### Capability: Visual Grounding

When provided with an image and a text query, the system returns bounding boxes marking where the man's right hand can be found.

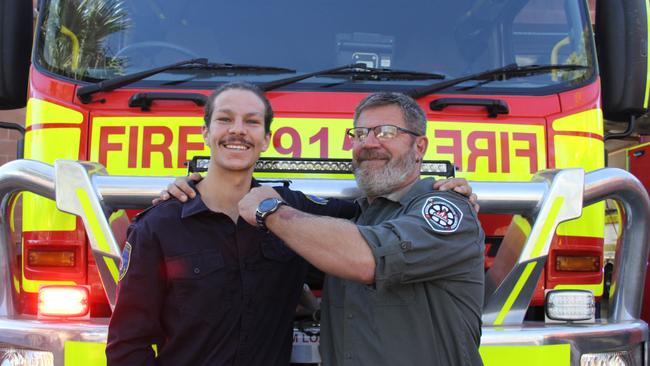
[152,172,202,205]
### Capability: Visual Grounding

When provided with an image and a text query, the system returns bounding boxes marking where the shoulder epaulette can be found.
[132,204,157,223]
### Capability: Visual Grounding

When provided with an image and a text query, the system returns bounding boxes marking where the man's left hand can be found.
[239,186,282,226]
[433,178,479,212]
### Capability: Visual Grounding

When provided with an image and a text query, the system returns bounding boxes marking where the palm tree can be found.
[41,0,130,80]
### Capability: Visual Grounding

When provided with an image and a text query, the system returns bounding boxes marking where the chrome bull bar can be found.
[0,159,648,365]
[0,159,649,320]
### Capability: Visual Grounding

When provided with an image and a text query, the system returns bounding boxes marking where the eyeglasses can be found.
[346,124,421,142]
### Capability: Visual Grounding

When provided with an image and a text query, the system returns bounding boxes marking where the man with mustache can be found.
[106,82,360,365]
[238,92,485,366]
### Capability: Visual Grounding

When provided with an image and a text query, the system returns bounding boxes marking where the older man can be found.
[238,92,485,366]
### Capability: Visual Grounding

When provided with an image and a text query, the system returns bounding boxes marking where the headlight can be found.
[0,346,53,366]
[545,289,595,322]
[580,344,643,366]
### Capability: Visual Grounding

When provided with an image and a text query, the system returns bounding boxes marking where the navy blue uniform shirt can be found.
[106,181,356,366]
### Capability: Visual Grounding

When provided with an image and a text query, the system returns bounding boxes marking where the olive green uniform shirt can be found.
[320,178,485,366]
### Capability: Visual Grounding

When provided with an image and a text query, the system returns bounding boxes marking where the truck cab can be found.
[0,0,649,364]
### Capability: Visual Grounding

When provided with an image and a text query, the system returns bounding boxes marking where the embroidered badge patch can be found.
[306,194,329,205]
[422,196,463,233]
[118,242,132,281]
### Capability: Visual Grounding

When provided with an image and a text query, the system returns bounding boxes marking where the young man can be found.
[238,92,485,366]
[106,82,356,366]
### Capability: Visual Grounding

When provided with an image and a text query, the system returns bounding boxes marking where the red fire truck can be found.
[1,0,649,364]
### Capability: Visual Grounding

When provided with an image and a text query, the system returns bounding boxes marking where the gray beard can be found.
[353,148,418,198]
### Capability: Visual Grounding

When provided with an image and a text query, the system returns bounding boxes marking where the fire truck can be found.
[1,0,649,364]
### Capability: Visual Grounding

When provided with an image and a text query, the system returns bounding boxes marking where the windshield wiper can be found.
[176,62,295,74]
[406,64,589,99]
[77,58,296,103]
[261,64,365,92]
[78,58,207,103]
[328,67,446,81]
[261,64,445,92]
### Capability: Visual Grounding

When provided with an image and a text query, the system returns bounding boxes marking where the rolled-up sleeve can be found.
[357,191,484,288]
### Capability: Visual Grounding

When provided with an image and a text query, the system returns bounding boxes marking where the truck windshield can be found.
[36,0,595,94]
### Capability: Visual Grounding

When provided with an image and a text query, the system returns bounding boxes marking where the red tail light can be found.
[38,285,89,318]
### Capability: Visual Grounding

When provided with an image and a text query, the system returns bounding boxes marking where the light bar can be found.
[545,290,595,321]
[256,159,352,174]
[38,285,89,318]
[188,156,454,177]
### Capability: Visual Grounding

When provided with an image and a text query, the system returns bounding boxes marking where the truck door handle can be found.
[430,98,509,118]
[129,92,207,111]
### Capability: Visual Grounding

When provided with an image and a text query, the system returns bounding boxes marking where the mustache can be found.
[220,136,254,147]
[355,149,391,162]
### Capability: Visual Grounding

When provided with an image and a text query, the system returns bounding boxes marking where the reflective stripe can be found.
[552,109,603,135]
[22,195,77,232]
[480,344,570,366]
[76,189,120,282]
[8,192,20,232]
[492,197,566,325]
[532,197,564,257]
[494,262,537,325]
[552,109,605,239]
[511,215,532,236]
[108,210,128,224]
[12,275,20,295]
[89,115,548,182]
[62,341,157,365]
[25,98,84,128]
[22,278,76,293]
[23,98,82,233]
[555,278,604,297]
[64,341,106,366]
[556,203,604,238]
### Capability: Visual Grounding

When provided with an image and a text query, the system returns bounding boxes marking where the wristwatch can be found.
[255,197,286,231]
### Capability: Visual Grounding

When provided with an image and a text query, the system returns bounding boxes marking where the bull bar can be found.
[0,159,648,365]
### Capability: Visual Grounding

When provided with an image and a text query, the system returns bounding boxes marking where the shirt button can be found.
[347,313,353,319]
[193,267,200,274]
[345,352,353,359]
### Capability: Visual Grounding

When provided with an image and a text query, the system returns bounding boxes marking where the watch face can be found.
[259,198,279,212]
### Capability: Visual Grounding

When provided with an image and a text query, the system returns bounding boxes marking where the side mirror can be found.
[596,0,649,122]
[0,0,33,109]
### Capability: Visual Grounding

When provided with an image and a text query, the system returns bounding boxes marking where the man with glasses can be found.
[239,92,485,365]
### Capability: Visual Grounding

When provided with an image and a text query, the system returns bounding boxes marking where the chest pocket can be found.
[165,250,230,321]
[166,250,225,279]
[260,234,296,263]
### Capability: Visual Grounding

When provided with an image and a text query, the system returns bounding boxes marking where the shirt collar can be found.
[180,180,210,218]
[355,177,436,209]
[180,178,262,218]
[398,177,437,205]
